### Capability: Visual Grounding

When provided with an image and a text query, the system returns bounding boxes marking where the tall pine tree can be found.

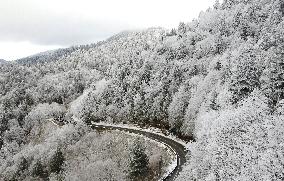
[262,47,284,108]
[129,139,149,181]
[49,148,65,174]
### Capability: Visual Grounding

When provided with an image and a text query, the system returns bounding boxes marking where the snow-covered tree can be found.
[129,139,149,181]
[229,45,262,103]
[261,47,284,108]
[49,148,65,174]
[168,85,188,134]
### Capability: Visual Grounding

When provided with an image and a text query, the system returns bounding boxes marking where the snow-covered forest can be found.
[1,0,284,180]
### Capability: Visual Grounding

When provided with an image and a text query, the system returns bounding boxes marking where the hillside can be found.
[1,0,284,180]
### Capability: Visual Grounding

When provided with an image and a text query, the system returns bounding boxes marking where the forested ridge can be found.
[1,0,284,180]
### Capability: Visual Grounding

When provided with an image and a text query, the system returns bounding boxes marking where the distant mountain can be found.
[15,44,98,65]
[15,47,78,65]
[14,30,155,65]
[0,59,7,64]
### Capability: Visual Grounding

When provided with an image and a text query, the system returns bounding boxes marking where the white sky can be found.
[0,0,216,61]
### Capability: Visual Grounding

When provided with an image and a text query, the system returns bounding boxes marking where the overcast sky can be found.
[0,0,216,61]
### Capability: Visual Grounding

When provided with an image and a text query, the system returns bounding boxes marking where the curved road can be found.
[90,124,188,181]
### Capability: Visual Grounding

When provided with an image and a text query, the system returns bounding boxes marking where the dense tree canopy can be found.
[0,0,283,180]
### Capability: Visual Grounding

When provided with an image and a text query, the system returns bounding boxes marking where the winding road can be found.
[90,124,188,181]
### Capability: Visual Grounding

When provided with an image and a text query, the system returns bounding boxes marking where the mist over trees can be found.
[0,0,284,180]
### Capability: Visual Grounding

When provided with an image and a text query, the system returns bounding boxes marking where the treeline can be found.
[15,43,101,65]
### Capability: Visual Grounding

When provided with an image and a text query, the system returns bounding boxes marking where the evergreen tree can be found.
[32,161,48,179]
[209,91,219,110]
[281,1,284,16]
[262,47,284,108]
[18,157,29,173]
[229,46,262,103]
[168,85,188,135]
[178,22,187,38]
[49,148,65,174]
[129,139,149,181]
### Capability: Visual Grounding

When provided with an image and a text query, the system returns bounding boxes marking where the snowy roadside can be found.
[72,116,188,180]
[88,120,189,148]
[157,141,178,181]
[110,129,177,181]
[52,116,189,149]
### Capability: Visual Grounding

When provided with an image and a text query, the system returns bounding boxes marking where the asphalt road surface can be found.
[90,124,188,181]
